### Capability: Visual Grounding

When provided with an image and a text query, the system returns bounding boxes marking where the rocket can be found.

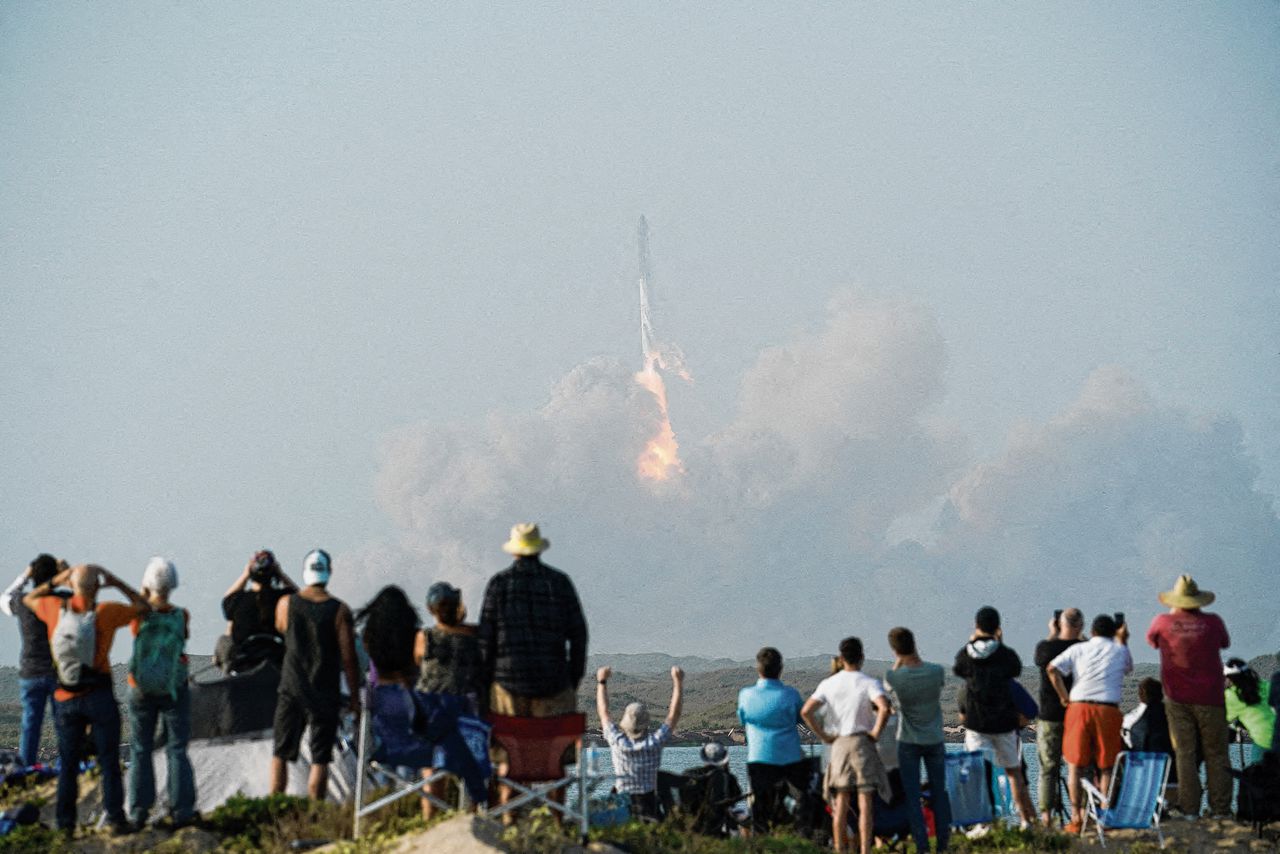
[638,215,657,362]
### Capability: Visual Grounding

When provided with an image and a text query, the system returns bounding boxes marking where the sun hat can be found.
[619,702,650,740]
[426,581,461,609]
[502,522,550,556]
[302,549,332,587]
[1158,574,1214,609]
[142,556,178,592]
[701,742,729,767]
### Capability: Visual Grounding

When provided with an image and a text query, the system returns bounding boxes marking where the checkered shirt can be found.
[603,721,672,794]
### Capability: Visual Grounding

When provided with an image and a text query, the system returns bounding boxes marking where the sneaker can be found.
[1167,806,1198,822]
[964,823,990,839]
[1063,820,1082,834]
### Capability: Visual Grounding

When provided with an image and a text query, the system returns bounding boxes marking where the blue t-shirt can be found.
[737,678,804,765]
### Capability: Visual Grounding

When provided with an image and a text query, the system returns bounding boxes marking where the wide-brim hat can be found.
[700,742,729,767]
[502,522,550,556]
[620,702,650,740]
[1158,574,1214,609]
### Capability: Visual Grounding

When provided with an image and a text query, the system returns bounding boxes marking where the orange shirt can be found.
[33,594,141,702]
[126,605,190,689]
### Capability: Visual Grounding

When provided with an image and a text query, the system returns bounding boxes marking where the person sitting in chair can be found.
[357,585,487,811]
[677,742,746,837]
[596,664,684,820]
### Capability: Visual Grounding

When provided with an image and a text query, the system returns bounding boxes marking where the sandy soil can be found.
[1067,815,1278,853]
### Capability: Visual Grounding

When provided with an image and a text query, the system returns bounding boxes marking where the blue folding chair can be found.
[944,751,993,828]
[1080,751,1170,848]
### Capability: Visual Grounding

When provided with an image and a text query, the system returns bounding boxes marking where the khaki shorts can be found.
[825,734,891,801]
[488,683,577,767]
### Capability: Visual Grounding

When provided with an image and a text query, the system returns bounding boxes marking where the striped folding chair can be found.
[1080,750,1171,848]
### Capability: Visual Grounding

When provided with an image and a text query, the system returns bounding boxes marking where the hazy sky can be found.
[3,3,1278,666]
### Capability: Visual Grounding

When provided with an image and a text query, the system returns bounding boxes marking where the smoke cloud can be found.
[343,292,1280,661]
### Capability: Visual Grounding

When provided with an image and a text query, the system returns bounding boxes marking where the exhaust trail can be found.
[634,216,690,481]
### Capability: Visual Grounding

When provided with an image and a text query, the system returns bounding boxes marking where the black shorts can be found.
[272,693,339,764]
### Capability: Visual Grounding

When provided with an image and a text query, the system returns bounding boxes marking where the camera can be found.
[1113,611,1125,628]
[250,550,276,582]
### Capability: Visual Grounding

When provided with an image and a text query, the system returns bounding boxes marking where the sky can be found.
[2,2,1278,667]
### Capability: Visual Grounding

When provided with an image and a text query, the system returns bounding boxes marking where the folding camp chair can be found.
[485,713,612,842]
[352,685,491,838]
[944,751,993,828]
[989,764,1018,823]
[1080,750,1170,848]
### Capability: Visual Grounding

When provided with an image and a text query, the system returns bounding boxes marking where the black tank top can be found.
[280,595,342,706]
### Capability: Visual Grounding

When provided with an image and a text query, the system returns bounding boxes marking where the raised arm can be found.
[275,567,300,593]
[223,560,253,599]
[595,666,613,727]
[22,566,73,612]
[336,603,361,713]
[666,666,684,729]
[100,567,150,614]
[2,567,30,617]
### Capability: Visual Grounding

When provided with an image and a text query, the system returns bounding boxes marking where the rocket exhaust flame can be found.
[634,216,689,481]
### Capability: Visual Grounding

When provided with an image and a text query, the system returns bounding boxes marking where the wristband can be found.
[598,680,608,686]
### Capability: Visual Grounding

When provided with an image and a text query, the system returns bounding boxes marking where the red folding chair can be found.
[485,712,611,840]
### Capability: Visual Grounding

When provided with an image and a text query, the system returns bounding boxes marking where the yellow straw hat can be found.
[502,522,550,556]
[1158,574,1215,609]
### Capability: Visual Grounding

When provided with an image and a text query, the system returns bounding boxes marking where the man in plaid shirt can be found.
[479,523,589,814]
[596,664,685,819]
[479,523,588,709]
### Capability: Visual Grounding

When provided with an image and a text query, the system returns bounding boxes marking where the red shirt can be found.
[33,595,141,702]
[1146,610,1230,706]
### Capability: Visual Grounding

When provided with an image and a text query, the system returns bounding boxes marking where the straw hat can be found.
[1158,574,1215,609]
[502,522,550,556]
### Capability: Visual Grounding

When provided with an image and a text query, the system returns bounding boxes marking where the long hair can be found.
[1225,658,1262,707]
[357,585,421,678]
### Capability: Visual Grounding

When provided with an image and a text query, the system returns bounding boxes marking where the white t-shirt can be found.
[809,669,886,737]
[1048,636,1133,703]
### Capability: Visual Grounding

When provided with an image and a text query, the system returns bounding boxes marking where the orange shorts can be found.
[1063,702,1123,769]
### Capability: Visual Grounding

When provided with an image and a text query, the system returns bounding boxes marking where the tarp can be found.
[189,660,282,741]
[138,662,356,818]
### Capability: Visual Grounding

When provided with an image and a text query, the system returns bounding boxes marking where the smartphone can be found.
[1053,609,1063,624]
[1113,611,1125,627]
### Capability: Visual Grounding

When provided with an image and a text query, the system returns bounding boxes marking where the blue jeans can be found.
[898,740,951,852]
[18,675,57,766]
[54,689,125,830]
[127,685,196,824]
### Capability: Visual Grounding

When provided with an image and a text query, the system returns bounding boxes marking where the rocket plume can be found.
[636,354,683,480]
[634,216,688,481]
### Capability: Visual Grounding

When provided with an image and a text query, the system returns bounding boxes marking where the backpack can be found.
[130,609,186,699]
[1236,752,1280,831]
[51,601,97,689]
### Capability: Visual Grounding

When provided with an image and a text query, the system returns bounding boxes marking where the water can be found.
[584,739,1251,803]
